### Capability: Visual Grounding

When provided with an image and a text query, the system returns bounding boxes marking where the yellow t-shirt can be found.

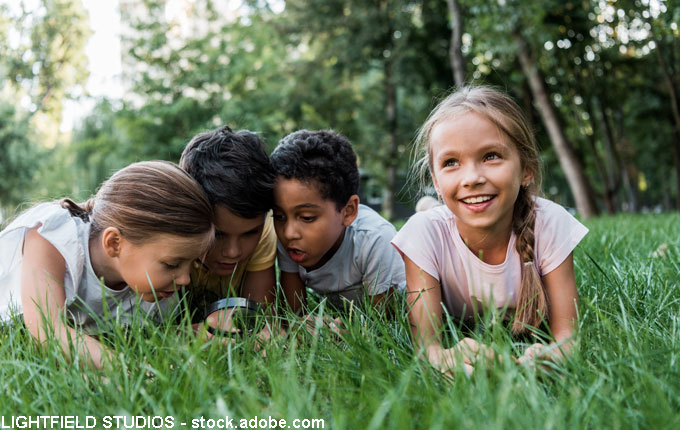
[185,213,276,318]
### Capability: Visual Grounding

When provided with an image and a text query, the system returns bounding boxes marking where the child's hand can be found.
[301,314,345,336]
[426,343,473,377]
[192,308,240,343]
[517,342,547,365]
[252,324,288,357]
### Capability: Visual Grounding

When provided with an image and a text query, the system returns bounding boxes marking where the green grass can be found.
[1,213,679,429]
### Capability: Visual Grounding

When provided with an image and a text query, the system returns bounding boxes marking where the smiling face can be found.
[201,205,265,276]
[272,177,357,271]
[429,111,532,241]
[117,233,208,302]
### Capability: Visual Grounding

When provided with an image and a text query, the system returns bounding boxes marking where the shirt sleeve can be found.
[358,226,406,296]
[535,199,589,276]
[245,212,276,272]
[390,211,442,282]
[276,240,299,273]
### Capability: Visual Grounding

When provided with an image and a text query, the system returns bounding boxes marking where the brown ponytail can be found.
[59,198,95,222]
[60,161,214,247]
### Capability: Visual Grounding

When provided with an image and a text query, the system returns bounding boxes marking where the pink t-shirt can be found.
[391,197,588,319]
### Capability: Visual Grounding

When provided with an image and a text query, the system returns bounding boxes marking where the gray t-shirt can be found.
[277,204,406,308]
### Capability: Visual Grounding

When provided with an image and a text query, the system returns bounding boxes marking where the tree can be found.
[461,0,600,218]
[447,0,466,86]
[280,0,450,219]
[0,102,39,218]
[0,0,90,145]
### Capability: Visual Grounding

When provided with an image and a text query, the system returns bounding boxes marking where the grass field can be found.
[1,213,679,429]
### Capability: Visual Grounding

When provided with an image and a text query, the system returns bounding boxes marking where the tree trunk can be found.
[512,31,599,219]
[446,0,465,86]
[381,33,398,220]
[611,108,637,212]
[584,99,615,214]
[655,42,680,211]
[594,96,625,212]
[673,128,680,211]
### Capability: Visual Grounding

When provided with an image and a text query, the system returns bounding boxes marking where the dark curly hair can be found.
[180,125,275,218]
[270,130,359,211]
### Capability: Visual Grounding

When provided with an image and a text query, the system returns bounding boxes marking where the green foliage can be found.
[3,0,680,214]
[0,0,89,120]
[0,101,39,214]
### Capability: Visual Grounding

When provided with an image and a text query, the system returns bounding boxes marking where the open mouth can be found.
[157,290,175,298]
[460,195,495,204]
[287,248,307,264]
[216,262,237,271]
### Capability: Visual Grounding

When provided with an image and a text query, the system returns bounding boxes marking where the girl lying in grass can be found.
[0,161,214,368]
[392,86,588,375]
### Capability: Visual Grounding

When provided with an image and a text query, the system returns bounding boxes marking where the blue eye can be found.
[485,152,501,161]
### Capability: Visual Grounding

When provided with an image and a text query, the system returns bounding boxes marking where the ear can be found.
[521,168,534,188]
[431,173,441,198]
[341,195,360,227]
[101,227,124,257]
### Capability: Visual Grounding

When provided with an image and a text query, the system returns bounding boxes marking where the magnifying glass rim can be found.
[204,297,263,337]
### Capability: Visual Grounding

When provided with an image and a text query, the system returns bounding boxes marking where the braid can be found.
[511,187,548,334]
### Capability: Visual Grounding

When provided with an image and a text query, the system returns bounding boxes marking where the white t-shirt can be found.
[391,197,588,319]
[277,204,406,308]
[0,203,179,333]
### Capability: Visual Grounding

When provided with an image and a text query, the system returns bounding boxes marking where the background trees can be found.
[1,0,677,221]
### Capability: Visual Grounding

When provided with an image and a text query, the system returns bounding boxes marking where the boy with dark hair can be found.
[180,125,277,328]
[270,129,406,313]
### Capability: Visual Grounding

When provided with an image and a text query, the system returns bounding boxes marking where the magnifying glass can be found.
[203,297,263,337]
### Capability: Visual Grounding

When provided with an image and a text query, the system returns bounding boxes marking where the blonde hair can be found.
[60,161,214,247]
[413,86,545,334]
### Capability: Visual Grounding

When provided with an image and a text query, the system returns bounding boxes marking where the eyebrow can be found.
[293,203,321,210]
[437,141,509,160]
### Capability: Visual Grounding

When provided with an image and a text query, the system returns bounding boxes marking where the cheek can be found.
[242,236,260,257]
[203,241,223,263]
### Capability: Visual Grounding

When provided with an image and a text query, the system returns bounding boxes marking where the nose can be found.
[174,267,191,287]
[220,237,241,259]
[460,162,486,188]
[282,220,301,241]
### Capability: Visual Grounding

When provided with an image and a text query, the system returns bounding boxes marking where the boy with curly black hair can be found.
[180,125,277,329]
[270,129,405,313]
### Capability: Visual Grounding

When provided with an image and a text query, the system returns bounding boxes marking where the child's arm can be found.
[21,228,112,368]
[280,271,306,314]
[403,255,448,363]
[519,252,579,364]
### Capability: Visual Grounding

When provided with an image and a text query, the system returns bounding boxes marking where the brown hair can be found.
[413,86,545,334]
[60,161,214,248]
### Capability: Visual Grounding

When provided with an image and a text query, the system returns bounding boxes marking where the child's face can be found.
[117,233,208,302]
[429,111,531,239]
[202,205,266,276]
[273,178,356,271]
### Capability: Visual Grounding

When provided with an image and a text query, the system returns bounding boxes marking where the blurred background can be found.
[0,0,678,223]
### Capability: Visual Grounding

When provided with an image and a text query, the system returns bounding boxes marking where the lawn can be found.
[1,213,678,429]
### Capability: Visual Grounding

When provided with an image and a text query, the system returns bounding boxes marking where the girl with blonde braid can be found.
[392,86,588,375]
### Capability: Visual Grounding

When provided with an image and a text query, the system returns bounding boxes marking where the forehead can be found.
[274,177,332,209]
[430,111,513,155]
[214,205,265,233]
[139,233,207,259]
